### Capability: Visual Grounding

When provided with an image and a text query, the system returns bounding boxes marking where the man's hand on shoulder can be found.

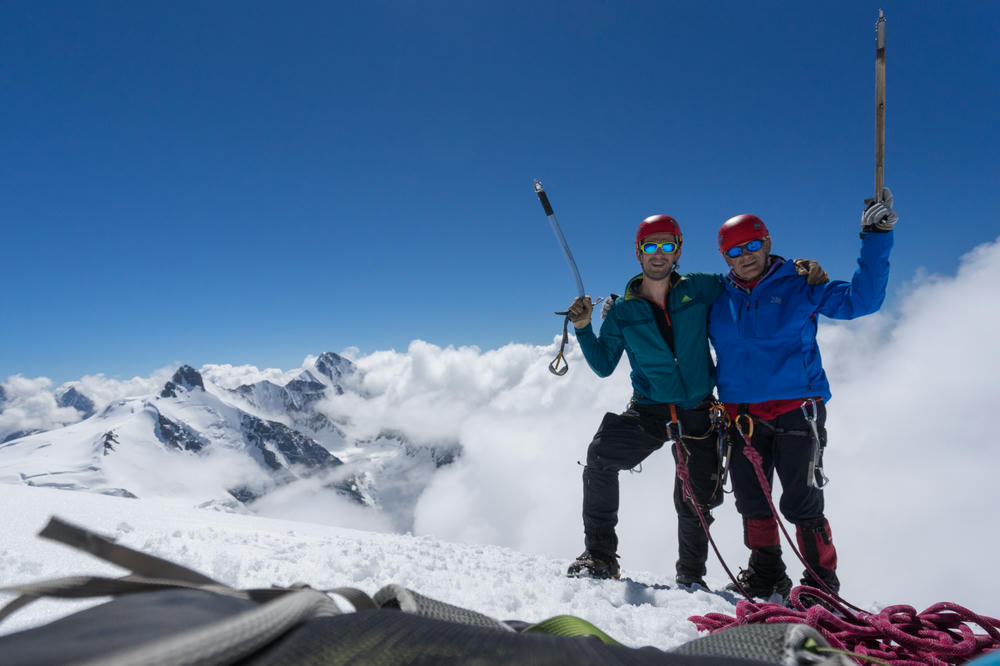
[793,259,830,286]
[601,294,619,319]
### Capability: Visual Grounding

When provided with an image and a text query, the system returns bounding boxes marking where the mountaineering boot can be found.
[675,556,708,589]
[675,572,707,589]
[567,551,621,579]
[796,519,840,593]
[726,546,792,602]
[675,512,710,589]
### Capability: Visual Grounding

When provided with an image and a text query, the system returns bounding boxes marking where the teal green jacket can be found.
[574,272,725,409]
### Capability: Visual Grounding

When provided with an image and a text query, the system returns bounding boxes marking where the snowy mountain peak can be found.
[160,365,205,398]
[56,386,96,419]
[314,352,355,384]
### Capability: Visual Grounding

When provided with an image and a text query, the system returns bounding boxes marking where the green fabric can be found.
[575,272,725,409]
[523,614,623,646]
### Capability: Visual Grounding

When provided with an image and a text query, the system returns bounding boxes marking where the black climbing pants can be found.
[581,397,722,578]
[728,401,827,526]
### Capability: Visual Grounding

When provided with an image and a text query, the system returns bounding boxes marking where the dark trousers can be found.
[728,402,827,525]
[729,401,840,590]
[582,398,722,578]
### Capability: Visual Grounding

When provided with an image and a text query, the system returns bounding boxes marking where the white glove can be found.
[862,186,898,231]
[601,294,619,319]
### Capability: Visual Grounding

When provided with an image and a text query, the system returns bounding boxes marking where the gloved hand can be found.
[793,259,830,286]
[601,294,620,319]
[862,186,899,231]
[567,296,593,329]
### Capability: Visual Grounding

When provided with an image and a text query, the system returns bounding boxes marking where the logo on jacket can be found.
[771,296,783,304]
[682,295,693,303]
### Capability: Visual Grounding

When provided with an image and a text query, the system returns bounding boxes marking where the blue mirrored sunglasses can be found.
[640,241,679,255]
[725,238,764,258]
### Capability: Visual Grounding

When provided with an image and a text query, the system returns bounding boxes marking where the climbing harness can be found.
[709,401,733,497]
[802,398,829,489]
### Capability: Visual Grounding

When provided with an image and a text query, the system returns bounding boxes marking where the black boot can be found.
[727,546,792,602]
[675,512,709,588]
[675,561,707,588]
[567,550,620,579]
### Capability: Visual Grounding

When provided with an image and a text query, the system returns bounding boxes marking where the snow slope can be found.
[0,483,739,651]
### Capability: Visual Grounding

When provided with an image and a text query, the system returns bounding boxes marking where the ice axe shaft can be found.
[874,10,886,202]
[534,179,586,299]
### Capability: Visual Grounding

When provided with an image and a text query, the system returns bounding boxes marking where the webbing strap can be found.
[523,614,623,646]
[77,588,337,666]
[39,517,222,586]
[0,575,249,625]
[0,518,382,627]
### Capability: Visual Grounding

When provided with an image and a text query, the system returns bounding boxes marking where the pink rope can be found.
[689,587,1000,664]
[688,418,1000,664]
[738,430,866,614]
[673,440,749,600]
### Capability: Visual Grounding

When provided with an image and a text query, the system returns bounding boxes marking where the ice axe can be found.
[533,179,598,376]
[874,9,886,202]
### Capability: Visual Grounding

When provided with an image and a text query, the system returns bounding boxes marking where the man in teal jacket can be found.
[564,214,728,585]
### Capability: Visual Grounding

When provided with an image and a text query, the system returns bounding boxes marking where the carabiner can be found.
[735,413,754,439]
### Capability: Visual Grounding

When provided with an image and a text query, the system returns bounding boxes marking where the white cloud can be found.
[407,236,1000,614]
[200,363,301,390]
[4,237,999,616]
[67,367,177,409]
[0,375,82,442]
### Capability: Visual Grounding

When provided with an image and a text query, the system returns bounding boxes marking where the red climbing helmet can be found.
[718,214,769,253]
[636,214,682,247]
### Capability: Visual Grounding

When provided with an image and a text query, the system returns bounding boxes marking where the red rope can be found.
[673,440,749,600]
[689,587,1000,664]
[735,418,866,614]
[688,415,1000,664]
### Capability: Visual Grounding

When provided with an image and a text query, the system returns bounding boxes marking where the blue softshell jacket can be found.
[575,272,725,409]
[708,231,893,404]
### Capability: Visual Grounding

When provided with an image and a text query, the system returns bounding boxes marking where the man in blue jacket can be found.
[707,189,897,600]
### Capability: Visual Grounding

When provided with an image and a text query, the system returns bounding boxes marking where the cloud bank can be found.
[3,236,998,615]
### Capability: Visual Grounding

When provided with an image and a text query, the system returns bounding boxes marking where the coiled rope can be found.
[690,586,1000,665]
[682,411,1000,664]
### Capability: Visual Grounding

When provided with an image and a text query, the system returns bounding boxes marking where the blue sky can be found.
[2,0,997,385]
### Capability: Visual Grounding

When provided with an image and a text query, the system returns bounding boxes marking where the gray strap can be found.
[0,575,249,625]
[374,584,514,632]
[77,588,338,666]
[39,517,222,586]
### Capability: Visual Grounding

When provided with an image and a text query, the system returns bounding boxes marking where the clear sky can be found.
[2,0,997,385]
